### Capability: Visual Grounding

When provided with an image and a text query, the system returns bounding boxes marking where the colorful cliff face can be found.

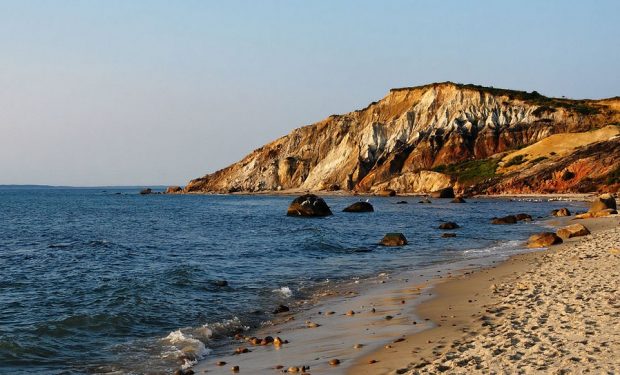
[183,82,620,194]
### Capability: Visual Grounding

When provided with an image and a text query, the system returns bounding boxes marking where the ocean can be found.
[0,187,584,374]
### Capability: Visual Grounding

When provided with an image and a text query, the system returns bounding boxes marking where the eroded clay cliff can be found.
[183,82,620,194]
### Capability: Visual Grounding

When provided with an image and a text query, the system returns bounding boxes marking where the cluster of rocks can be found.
[527,193,617,248]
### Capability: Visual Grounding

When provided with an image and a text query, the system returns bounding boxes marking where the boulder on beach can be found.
[343,201,374,213]
[515,213,533,221]
[165,186,182,194]
[139,188,153,195]
[492,215,518,224]
[438,222,460,230]
[575,208,618,219]
[527,232,563,248]
[286,194,332,217]
[430,187,455,199]
[557,223,591,239]
[552,208,571,217]
[381,233,408,246]
[451,196,466,203]
[589,193,617,213]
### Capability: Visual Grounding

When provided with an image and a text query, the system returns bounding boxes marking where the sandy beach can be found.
[193,213,619,375]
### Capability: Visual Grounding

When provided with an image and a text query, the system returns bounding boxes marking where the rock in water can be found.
[557,223,591,238]
[552,208,571,216]
[139,188,153,195]
[527,232,563,248]
[589,193,617,213]
[381,233,408,246]
[492,215,518,224]
[165,186,182,194]
[418,198,432,204]
[343,201,374,212]
[515,213,532,221]
[442,233,457,238]
[430,187,455,199]
[438,222,460,230]
[451,196,466,203]
[286,194,332,217]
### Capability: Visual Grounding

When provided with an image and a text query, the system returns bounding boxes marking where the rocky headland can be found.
[180,82,620,196]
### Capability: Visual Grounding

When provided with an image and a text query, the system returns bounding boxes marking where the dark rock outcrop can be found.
[492,215,518,225]
[589,193,617,212]
[438,222,460,230]
[286,194,332,217]
[431,187,455,199]
[381,233,408,246]
[451,196,466,203]
[139,188,153,195]
[515,213,533,221]
[165,186,182,194]
[343,201,374,213]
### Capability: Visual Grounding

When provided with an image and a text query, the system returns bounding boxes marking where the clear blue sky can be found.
[1,0,618,186]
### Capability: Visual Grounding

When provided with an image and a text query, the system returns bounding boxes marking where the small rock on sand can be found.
[329,359,341,366]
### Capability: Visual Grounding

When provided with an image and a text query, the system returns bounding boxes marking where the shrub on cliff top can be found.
[433,158,500,186]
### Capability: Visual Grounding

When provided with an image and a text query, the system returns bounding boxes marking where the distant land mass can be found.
[181,82,620,195]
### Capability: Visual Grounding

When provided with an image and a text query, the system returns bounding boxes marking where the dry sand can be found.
[349,216,620,374]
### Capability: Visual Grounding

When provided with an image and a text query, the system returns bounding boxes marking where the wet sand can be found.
[193,214,619,375]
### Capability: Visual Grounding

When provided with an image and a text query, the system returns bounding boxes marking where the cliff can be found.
[183,82,620,194]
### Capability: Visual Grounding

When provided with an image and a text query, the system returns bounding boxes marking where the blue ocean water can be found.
[0,187,584,374]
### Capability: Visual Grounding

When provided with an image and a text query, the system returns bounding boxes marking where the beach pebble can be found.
[346,310,355,316]
[287,366,300,373]
[273,305,290,314]
[329,359,341,366]
[326,311,335,315]
[273,337,283,346]
[368,359,378,364]
[306,321,320,328]
[231,365,239,373]
[216,361,227,366]
[275,365,284,369]
[354,343,364,349]
[385,315,393,320]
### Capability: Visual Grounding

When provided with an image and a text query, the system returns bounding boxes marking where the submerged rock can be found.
[286,194,332,217]
[343,201,374,212]
[139,188,153,195]
[442,233,457,238]
[492,215,518,224]
[515,213,532,221]
[552,208,571,217]
[557,223,591,238]
[451,196,466,203]
[438,222,460,230]
[381,233,408,246]
[418,198,432,204]
[527,232,563,248]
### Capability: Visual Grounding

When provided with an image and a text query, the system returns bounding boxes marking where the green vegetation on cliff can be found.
[433,158,500,186]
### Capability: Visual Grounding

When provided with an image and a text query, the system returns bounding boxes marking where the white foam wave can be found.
[273,286,293,298]
[462,240,523,257]
[161,330,211,369]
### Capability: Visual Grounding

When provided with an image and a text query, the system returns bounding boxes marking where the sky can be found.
[1,0,619,186]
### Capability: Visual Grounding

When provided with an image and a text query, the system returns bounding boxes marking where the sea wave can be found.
[462,240,523,257]
[272,286,293,298]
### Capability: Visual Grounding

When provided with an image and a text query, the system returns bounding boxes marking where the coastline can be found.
[191,202,617,374]
[191,210,619,375]
[348,215,620,374]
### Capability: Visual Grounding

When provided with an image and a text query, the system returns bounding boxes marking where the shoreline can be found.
[191,205,600,374]
[348,215,619,374]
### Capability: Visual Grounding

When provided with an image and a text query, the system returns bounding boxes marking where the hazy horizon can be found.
[1,0,619,186]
